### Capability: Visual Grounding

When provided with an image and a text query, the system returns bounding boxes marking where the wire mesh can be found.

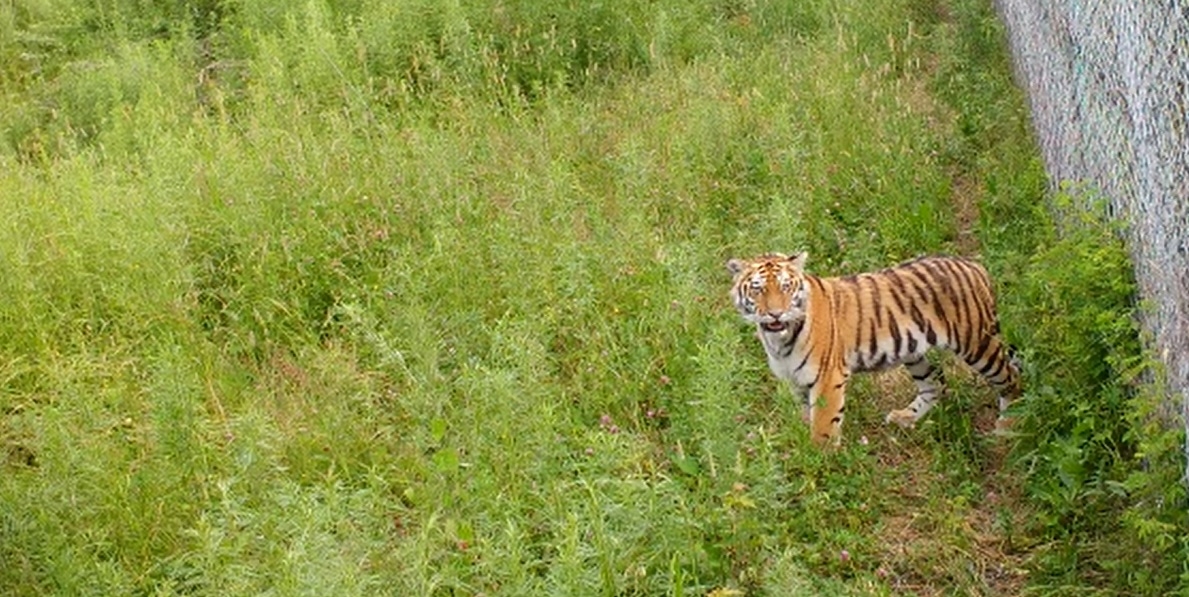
[994,0,1189,454]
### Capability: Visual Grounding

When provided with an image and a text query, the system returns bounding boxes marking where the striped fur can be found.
[727,252,1020,446]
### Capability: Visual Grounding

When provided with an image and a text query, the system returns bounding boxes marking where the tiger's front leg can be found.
[809,372,848,446]
[791,384,811,424]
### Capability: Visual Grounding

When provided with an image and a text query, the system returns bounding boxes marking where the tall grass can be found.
[1,0,1182,594]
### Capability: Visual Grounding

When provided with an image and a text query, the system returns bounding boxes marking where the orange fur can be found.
[727,252,1021,446]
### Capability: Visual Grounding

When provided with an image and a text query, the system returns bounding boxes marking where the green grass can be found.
[1,0,1185,595]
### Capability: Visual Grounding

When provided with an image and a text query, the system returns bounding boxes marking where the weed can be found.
[0,0,1182,595]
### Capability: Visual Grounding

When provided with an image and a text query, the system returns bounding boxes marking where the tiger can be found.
[727,251,1021,446]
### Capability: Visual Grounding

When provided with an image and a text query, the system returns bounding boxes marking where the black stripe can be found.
[952,260,992,332]
[813,279,841,373]
[967,333,994,367]
[892,266,919,304]
[788,318,805,343]
[898,264,941,347]
[807,275,827,299]
[850,282,864,353]
[885,269,909,294]
[979,355,1003,378]
[889,272,903,311]
[886,279,912,354]
[914,363,937,382]
[871,280,884,329]
[982,354,1008,379]
[918,260,956,341]
[916,305,937,345]
[889,318,902,359]
[792,351,811,373]
[898,262,928,294]
[872,353,888,369]
[939,260,974,352]
[867,316,879,357]
[946,262,974,354]
[932,292,954,343]
[989,368,1014,386]
[777,319,804,358]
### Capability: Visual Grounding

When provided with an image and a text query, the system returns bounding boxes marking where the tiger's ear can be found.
[726,258,747,276]
[789,251,808,269]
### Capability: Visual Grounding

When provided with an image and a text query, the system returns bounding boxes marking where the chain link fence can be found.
[993,0,1189,459]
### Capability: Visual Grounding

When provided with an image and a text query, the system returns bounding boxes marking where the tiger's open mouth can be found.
[762,321,788,333]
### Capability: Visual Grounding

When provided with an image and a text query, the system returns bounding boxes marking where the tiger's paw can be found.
[885,409,917,429]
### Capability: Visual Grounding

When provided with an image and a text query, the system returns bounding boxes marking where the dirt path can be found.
[860,13,1036,592]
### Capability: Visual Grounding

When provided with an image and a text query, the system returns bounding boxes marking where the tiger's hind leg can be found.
[885,357,946,429]
[962,335,1021,430]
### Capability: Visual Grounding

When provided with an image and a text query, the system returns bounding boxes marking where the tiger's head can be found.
[726,252,809,334]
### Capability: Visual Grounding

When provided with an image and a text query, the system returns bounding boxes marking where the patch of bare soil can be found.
[855,5,1037,589]
[950,172,985,256]
[863,367,1032,596]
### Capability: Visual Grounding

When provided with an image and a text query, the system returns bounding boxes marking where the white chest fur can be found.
[759,324,819,389]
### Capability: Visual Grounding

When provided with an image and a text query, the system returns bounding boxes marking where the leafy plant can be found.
[1,0,1185,595]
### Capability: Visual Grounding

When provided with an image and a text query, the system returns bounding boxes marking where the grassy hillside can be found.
[1,0,1183,595]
